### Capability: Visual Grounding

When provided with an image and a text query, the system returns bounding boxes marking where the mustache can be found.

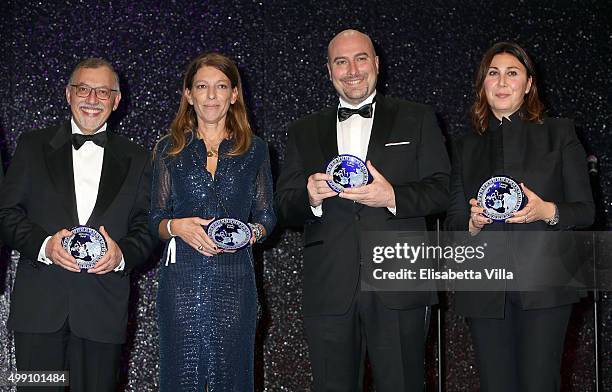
[78,103,104,110]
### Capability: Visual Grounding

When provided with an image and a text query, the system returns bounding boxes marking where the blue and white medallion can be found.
[477,176,527,221]
[62,226,108,269]
[206,218,252,250]
[325,154,369,193]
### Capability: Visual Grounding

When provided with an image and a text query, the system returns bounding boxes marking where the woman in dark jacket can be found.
[445,42,594,392]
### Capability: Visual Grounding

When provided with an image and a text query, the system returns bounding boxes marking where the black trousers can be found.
[468,293,572,392]
[304,290,428,392]
[13,320,122,392]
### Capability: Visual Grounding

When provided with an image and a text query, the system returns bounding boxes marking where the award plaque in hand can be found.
[206,218,252,250]
[61,226,108,269]
[325,154,369,193]
[477,176,527,221]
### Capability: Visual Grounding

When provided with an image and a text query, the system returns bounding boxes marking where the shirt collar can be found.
[488,107,524,130]
[70,118,108,135]
[501,110,522,123]
[338,90,377,110]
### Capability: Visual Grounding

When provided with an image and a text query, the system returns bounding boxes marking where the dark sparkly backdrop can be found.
[0,1,610,391]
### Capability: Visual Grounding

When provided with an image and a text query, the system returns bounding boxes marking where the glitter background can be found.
[0,1,610,391]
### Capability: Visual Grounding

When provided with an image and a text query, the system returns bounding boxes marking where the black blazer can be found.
[275,95,451,316]
[445,117,595,317]
[0,122,155,343]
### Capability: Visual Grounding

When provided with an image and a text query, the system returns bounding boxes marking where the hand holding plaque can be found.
[325,154,370,193]
[468,198,491,235]
[477,176,527,222]
[170,217,219,255]
[338,160,396,209]
[504,183,557,224]
[46,229,80,272]
[61,226,108,270]
[206,218,252,251]
[306,172,337,207]
[88,226,124,274]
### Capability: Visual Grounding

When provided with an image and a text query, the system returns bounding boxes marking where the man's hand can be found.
[307,172,337,207]
[88,226,123,274]
[45,229,80,272]
[338,161,395,208]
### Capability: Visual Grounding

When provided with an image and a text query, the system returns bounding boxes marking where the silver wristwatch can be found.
[248,223,264,242]
[545,204,559,226]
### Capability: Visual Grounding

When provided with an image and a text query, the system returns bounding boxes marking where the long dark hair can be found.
[165,52,252,156]
[470,42,544,133]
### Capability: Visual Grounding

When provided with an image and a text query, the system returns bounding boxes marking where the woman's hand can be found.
[171,217,220,256]
[506,183,556,224]
[468,198,492,235]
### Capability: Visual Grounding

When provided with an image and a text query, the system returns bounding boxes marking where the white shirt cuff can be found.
[37,236,53,265]
[114,257,125,272]
[387,207,397,215]
[310,205,323,217]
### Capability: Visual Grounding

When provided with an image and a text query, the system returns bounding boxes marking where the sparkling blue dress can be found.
[150,134,276,391]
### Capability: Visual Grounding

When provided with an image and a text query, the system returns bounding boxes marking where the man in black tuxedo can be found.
[275,30,450,391]
[0,58,154,391]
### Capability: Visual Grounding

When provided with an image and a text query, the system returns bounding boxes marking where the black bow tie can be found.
[337,102,374,122]
[71,132,108,150]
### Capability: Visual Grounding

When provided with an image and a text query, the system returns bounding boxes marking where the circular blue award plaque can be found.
[325,154,369,193]
[206,218,252,250]
[477,176,527,221]
[61,226,108,269]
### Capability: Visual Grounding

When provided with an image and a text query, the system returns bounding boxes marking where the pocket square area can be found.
[384,141,411,146]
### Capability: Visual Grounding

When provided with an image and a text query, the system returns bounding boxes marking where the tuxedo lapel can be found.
[355,95,395,213]
[317,107,339,165]
[86,132,130,226]
[365,95,395,164]
[45,122,79,226]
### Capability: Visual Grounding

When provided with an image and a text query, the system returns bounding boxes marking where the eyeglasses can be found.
[70,84,118,100]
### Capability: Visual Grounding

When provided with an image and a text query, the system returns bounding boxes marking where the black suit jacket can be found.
[275,95,451,316]
[0,122,155,343]
[445,117,595,317]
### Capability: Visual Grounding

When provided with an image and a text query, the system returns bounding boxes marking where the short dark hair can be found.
[470,42,544,133]
[68,58,120,91]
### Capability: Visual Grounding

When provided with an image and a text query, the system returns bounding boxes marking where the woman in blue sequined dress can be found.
[150,52,275,391]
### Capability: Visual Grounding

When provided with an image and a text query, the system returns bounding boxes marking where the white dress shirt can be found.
[311,91,396,217]
[336,92,377,162]
[38,119,125,271]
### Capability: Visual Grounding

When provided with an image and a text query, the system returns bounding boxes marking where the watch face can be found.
[477,176,527,221]
[206,218,252,250]
[61,226,107,269]
[325,154,369,193]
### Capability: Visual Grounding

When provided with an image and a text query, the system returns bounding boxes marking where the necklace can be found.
[199,132,225,158]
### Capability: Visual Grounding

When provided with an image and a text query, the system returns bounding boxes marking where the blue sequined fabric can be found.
[150,134,275,391]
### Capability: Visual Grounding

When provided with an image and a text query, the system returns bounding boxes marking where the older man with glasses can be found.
[0,58,155,391]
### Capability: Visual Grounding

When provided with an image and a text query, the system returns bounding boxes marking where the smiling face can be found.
[185,66,238,128]
[327,30,379,105]
[66,66,120,134]
[483,53,532,119]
